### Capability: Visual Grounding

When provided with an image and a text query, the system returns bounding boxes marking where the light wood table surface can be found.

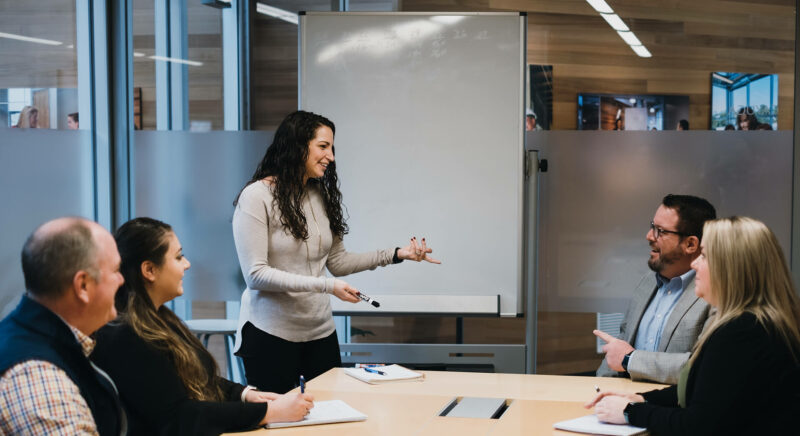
[228,369,665,435]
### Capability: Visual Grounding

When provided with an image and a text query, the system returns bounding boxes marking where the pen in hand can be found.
[300,375,306,393]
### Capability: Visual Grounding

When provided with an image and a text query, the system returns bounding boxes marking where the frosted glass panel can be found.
[531,131,792,313]
[0,130,94,317]
[133,131,273,302]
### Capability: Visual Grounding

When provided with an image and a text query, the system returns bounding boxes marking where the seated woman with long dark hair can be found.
[92,217,313,436]
[586,216,800,435]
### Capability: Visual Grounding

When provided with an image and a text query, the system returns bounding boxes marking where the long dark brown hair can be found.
[114,217,224,401]
[234,110,348,240]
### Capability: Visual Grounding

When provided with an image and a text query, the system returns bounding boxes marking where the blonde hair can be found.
[690,216,800,365]
[16,106,39,128]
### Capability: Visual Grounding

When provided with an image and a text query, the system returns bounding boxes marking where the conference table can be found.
[227,369,664,435]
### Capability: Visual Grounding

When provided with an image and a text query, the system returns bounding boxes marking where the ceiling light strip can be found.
[256,3,299,25]
[0,32,62,46]
[586,1,651,58]
[149,55,203,66]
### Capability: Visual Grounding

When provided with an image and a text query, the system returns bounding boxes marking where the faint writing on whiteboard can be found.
[316,17,469,64]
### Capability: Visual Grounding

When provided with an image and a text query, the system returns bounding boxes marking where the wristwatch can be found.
[621,351,633,371]
[623,402,637,424]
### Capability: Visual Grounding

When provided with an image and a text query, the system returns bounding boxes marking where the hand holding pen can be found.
[259,377,314,425]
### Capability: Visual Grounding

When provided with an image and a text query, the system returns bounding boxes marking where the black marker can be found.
[358,292,380,308]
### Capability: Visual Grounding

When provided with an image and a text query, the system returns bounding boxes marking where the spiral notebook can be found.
[264,400,367,429]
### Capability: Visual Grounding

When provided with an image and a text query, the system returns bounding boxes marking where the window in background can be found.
[0,0,80,129]
[132,0,156,129]
[187,2,223,131]
[711,72,779,130]
[132,0,224,130]
[0,0,94,317]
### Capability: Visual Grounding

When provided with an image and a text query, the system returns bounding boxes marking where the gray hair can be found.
[21,218,99,298]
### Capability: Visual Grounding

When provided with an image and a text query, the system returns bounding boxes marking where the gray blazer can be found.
[596,273,713,384]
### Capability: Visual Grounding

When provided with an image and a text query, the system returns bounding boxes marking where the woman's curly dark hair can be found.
[234,110,348,240]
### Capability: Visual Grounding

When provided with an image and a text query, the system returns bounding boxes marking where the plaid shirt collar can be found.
[65,323,96,357]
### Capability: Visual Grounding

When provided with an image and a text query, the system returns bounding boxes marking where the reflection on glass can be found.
[0,0,79,129]
[133,0,155,130]
[711,72,778,130]
[578,93,688,131]
[132,0,224,130]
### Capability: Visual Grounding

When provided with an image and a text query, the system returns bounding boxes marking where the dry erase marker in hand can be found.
[358,292,380,308]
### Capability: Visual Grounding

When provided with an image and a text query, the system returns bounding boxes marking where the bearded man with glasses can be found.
[595,194,717,384]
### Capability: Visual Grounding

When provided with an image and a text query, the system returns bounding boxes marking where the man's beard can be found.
[648,245,682,273]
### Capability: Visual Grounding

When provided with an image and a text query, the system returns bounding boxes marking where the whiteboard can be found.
[299,12,526,316]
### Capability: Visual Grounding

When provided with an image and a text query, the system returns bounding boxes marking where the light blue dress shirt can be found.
[633,269,695,352]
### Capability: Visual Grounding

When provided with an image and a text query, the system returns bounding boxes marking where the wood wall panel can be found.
[404,0,795,130]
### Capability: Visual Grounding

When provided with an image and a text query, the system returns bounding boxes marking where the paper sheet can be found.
[265,399,367,429]
[553,414,647,436]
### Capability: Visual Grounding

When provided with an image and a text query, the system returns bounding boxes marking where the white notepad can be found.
[343,364,424,384]
[553,414,647,436]
[264,400,367,429]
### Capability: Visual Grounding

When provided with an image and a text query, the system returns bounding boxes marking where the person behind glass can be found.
[14,105,38,128]
[676,119,689,131]
[67,112,79,130]
[232,110,441,393]
[587,217,800,435]
[736,106,760,130]
[92,218,313,436]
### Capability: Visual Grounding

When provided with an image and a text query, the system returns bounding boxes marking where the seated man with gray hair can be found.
[0,217,127,435]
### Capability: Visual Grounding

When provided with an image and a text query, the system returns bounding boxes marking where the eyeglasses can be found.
[650,221,686,239]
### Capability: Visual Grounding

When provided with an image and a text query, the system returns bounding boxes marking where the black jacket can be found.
[0,296,125,436]
[628,312,800,435]
[93,322,267,436]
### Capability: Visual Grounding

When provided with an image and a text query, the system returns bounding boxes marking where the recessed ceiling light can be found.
[149,55,203,66]
[256,2,298,25]
[617,31,641,46]
[630,45,652,58]
[600,14,629,32]
[586,0,614,14]
[0,31,62,46]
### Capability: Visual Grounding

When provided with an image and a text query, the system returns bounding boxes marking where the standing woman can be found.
[92,218,313,436]
[587,217,800,435]
[233,110,439,393]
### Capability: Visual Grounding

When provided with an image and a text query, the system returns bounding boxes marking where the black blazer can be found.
[93,322,267,436]
[628,312,800,436]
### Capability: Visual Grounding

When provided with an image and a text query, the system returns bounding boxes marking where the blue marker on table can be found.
[364,367,386,376]
[299,375,306,393]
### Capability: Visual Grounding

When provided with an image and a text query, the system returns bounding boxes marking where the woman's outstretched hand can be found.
[332,279,360,303]
[397,237,441,264]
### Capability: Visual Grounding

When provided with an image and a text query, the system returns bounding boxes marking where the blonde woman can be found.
[92,218,313,436]
[587,216,800,435]
[14,106,38,128]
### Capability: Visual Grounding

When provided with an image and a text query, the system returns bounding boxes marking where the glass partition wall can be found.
[0,1,94,317]
[341,0,797,375]
[1,0,797,376]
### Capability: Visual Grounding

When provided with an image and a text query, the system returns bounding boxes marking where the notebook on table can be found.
[264,399,367,429]
[553,414,647,436]
[343,364,424,384]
